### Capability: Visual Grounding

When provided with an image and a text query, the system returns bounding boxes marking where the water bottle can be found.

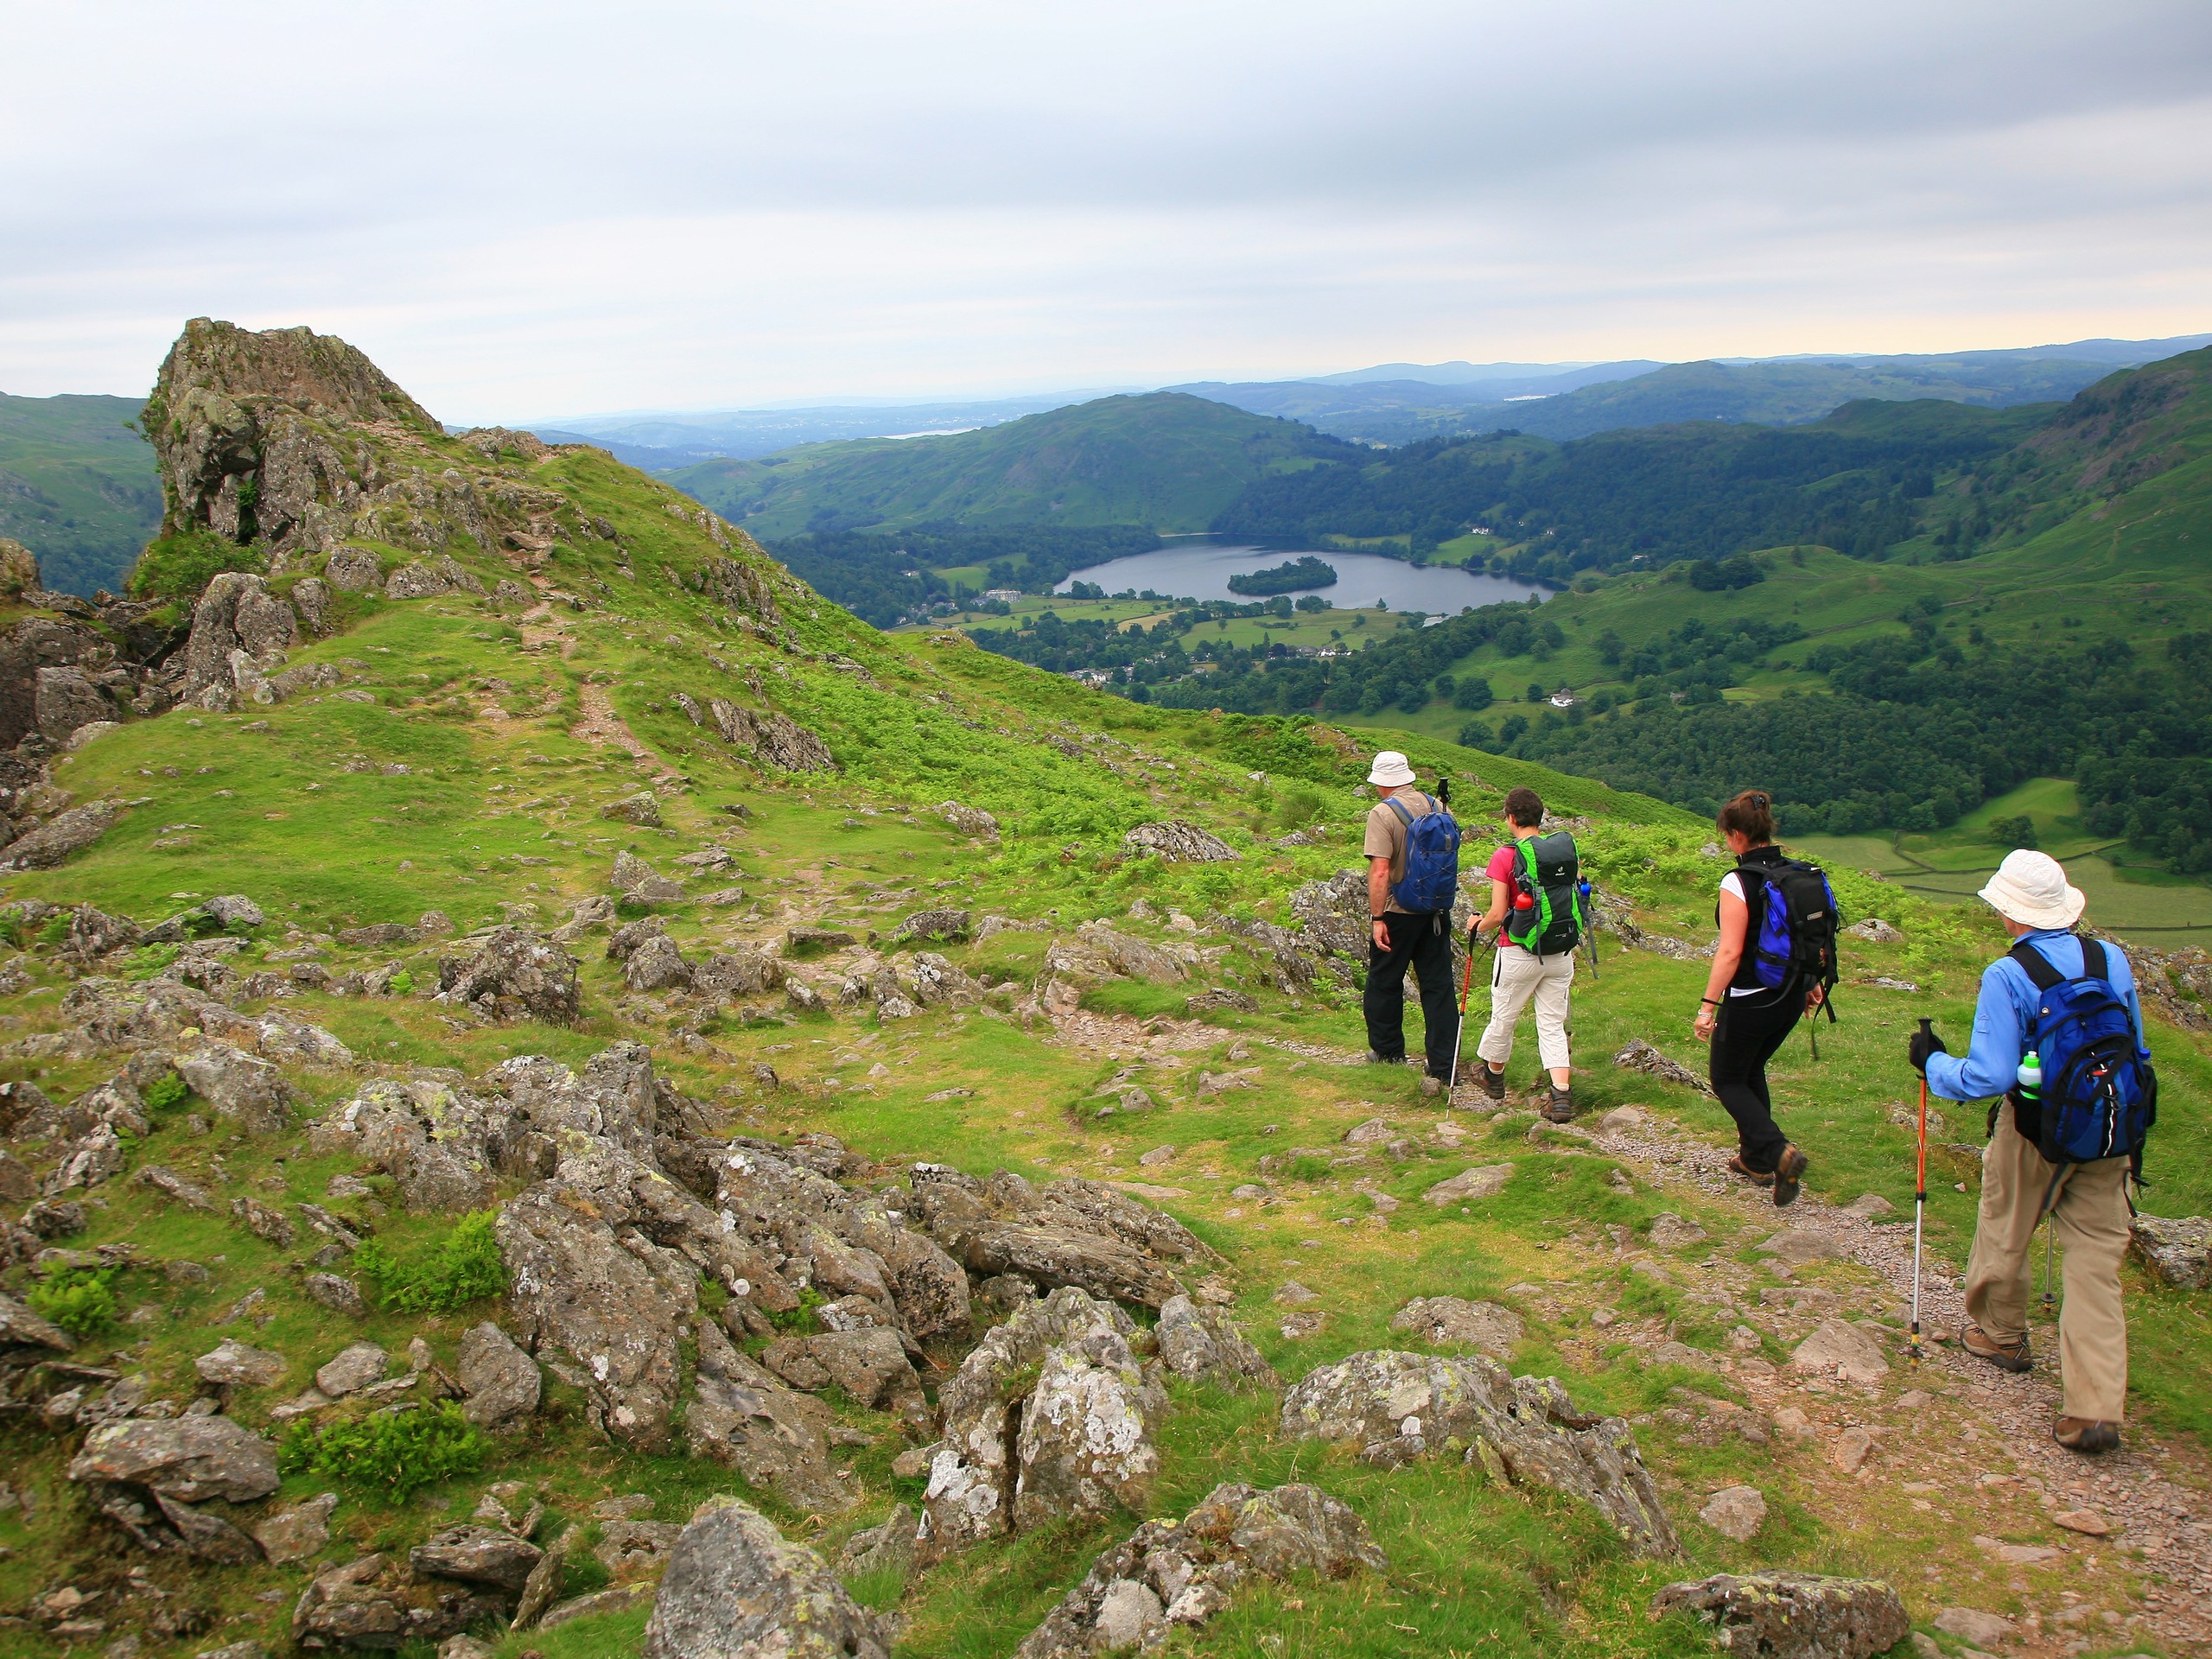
[2016,1051,2042,1101]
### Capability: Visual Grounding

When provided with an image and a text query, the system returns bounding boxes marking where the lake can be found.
[1054,542,1548,611]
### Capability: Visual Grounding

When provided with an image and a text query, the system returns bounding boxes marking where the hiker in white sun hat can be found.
[1360,750,1462,1092]
[1910,845,2152,1457]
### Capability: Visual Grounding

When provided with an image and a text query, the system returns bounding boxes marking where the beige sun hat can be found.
[1978,849,2086,931]
[1367,751,1416,787]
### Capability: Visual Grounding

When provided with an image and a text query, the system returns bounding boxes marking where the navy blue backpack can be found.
[1387,792,1462,914]
[2010,936,2157,1173]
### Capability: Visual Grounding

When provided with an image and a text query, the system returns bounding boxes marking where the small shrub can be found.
[385,969,416,995]
[123,943,181,981]
[142,1072,188,1116]
[36,916,70,948]
[127,529,268,603]
[353,1211,507,1313]
[29,1270,117,1339]
[280,1402,485,1497]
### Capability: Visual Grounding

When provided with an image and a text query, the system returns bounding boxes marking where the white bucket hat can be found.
[1367,751,1416,787]
[1978,849,2085,931]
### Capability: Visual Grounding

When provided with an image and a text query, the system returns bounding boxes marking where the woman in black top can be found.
[1692,790,1820,1206]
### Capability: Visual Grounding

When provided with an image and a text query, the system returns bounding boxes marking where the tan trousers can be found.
[1962,1109,2132,1422]
[1476,945,1573,1071]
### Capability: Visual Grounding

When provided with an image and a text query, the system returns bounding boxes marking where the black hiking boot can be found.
[1771,1144,1808,1207]
[2054,1417,2121,1454]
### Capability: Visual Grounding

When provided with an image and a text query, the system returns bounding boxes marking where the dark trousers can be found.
[1709,991,1804,1172]
[1363,910,1459,1078]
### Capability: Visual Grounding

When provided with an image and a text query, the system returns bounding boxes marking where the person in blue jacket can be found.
[1908,849,2143,1455]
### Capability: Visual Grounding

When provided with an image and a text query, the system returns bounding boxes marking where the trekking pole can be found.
[1446,922,1480,1105]
[1910,1018,1931,1366]
[2042,1217,2057,1314]
[1579,878,1599,979]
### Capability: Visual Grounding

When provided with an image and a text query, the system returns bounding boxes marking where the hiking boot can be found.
[1771,1144,1808,1208]
[1541,1085,1574,1123]
[1366,1050,1402,1066]
[1962,1323,2032,1375]
[1479,1064,1507,1103]
[1726,1155,1776,1188]
[2054,1417,2122,1455]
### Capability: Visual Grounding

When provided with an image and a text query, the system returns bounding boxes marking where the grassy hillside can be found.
[0,391,160,594]
[664,392,1357,539]
[2,325,2208,1659]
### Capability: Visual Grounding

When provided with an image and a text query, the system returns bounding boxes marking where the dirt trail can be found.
[1598,1115,2212,1651]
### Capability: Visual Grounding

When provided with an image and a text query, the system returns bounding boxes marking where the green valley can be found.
[0,391,161,597]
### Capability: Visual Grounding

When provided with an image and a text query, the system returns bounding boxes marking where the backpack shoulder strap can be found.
[1386,796,1415,827]
[2007,938,2066,991]
[2079,936,2109,982]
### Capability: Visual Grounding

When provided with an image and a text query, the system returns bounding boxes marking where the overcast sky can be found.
[4,0,2209,421]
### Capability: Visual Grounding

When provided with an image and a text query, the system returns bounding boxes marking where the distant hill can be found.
[0,391,160,594]
[665,391,1357,538]
[532,391,1110,467]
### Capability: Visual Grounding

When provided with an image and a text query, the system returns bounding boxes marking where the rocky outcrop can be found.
[0,1290,74,1363]
[2130,1214,2209,1288]
[1,798,123,870]
[455,1322,541,1430]
[1649,1573,1909,1659]
[707,699,836,771]
[1014,1482,1385,1658]
[919,1287,1164,1563]
[434,928,582,1026]
[182,573,299,696]
[1155,1294,1278,1390]
[938,800,1000,840]
[1389,1296,1525,1357]
[683,1319,854,1515]
[760,1325,928,1421]
[291,1553,508,1652]
[385,557,486,601]
[1122,821,1238,862]
[409,1526,544,1593]
[641,1497,892,1659]
[1281,1351,1679,1557]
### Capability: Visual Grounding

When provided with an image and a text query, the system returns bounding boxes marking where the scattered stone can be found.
[1,1291,78,1362]
[195,1339,287,1389]
[1648,1213,1708,1249]
[601,791,663,827]
[455,1323,541,1431]
[684,1320,853,1516]
[1792,1320,1890,1386]
[410,1525,545,1593]
[1343,1117,1395,1144]
[1974,1535,2059,1565]
[641,1497,891,1659]
[1599,1105,1646,1132]
[1699,1486,1768,1543]
[137,1165,219,1211]
[838,1503,917,1578]
[1831,1427,1876,1474]
[1842,918,1904,943]
[1282,1351,1678,1556]
[434,927,582,1026]
[181,1045,298,1134]
[1843,1193,1896,1220]
[1122,821,1238,862]
[302,1274,369,1317]
[1,798,124,870]
[1154,1294,1278,1390]
[1012,1482,1385,1659]
[892,907,970,944]
[1274,1281,1319,1306]
[67,1415,280,1502]
[253,1492,339,1565]
[2052,1507,2113,1536]
[1423,1164,1514,1205]
[1760,1229,1848,1266]
[315,1344,391,1399]
[938,801,999,840]
[1389,1296,1523,1357]
[1613,1038,1712,1096]
[2128,1213,2209,1289]
[1651,1573,1909,1659]
[1934,1608,2016,1648]
[709,702,838,772]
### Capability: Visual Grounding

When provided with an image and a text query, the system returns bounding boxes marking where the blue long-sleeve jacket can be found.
[1925,929,2147,1102]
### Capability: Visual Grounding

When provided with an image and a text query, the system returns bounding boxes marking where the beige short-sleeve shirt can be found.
[1363,790,1437,914]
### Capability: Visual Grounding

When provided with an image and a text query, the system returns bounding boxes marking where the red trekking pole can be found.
[1910,1019,1931,1366]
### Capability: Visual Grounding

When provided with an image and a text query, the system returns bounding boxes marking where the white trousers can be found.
[1476,945,1574,1071]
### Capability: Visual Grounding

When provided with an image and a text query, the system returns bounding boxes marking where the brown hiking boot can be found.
[1726,1154,1775,1187]
[1771,1144,1808,1208]
[1479,1063,1506,1103]
[2054,1417,2121,1455]
[1962,1322,2032,1375]
[1541,1085,1574,1123]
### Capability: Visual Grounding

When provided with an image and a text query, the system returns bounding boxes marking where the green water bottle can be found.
[2016,1051,2041,1103]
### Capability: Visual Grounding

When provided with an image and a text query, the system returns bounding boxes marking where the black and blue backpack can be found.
[2009,936,2157,1174]
[1738,854,1841,1016]
[1386,792,1462,914]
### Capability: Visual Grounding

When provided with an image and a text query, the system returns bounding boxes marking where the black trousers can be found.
[1709,990,1804,1172]
[1363,910,1459,1078]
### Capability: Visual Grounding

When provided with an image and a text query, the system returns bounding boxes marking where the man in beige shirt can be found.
[1361,749,1459,1095]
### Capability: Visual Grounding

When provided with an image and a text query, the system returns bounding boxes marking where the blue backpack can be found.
[1738,855,1841,1001]
[2010,937,2157,1172]
[1386,792,1461,914]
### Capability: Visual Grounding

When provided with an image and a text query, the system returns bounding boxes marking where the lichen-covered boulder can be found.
[683,1319,854,1516]
[1155,1294,1277,1390]
[2130,1213,2209,1289]
[67,1415,280,1503]
[1389,1296,1525,1357]
[410,1525,544,1593]
[1014,1482,1386,1658]
[0,1291,74,1363]
[455,1322,541,1430]
[435,928,582,1026]
[1122,821,1238,862]
[642,1497,891,1659]
[1283,1351,1678,1558]
[1649,1572,1909,1659]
